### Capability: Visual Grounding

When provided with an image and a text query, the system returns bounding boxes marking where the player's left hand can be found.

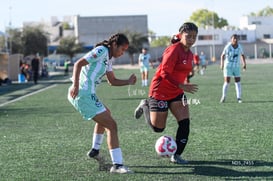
[128,74,137,85]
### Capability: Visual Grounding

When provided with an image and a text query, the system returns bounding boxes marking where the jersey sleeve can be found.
[83,46,108,64]
[138,54,142,61]
[221,44,229,56]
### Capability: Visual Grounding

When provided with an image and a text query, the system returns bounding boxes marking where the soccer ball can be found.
[155,135,177,157]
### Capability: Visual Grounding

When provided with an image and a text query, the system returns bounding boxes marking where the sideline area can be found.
[0,71,70,107]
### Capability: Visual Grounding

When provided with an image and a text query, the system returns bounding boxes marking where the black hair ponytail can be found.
[95,33,129,48]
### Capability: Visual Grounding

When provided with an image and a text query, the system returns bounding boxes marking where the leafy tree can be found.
[250,6,273,16]
[7,28,23,54]
[1,28,24,54]
[0,35,6,52]
[150,36,171,47]
[62,22,71,30]
[56,36,83,60]
[21,26,48,56]
[125,32,149,65]
[189,9,228,28]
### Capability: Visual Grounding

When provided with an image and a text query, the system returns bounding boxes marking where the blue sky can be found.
[0,0,272,36]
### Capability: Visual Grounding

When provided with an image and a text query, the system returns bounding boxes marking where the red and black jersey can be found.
[149,42,193,100]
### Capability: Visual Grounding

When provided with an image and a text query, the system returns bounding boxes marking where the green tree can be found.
[250,6,273,16]
[21,26,48,56]
[0,35,6,52]
[7,28,23,54]
[189,9,228,28]
[56,36,83,60]
[2,28,24,54]
[62,22,71,30]
[150,36,171,47]
[125,32,149,65]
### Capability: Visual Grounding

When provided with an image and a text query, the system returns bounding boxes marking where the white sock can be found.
[142,80,145,86]
[144,79,148,86]
[222,82,229,98]
[92,133,104,150]
[110,148,123,165]
[235,82,241,99]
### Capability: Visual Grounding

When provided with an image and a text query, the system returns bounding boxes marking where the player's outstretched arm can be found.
[106,71,137,86]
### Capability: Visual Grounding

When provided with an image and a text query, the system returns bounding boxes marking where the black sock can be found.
[175,119,190,155]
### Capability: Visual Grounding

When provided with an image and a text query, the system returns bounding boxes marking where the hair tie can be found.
[176,34,181,40]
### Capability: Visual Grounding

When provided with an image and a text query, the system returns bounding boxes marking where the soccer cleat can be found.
[237,98,242,103]
[87,149,111,171]
[134,99,148,119]
[142,102,151,126]
[170,154,188,164]
[87,149,103,161]
[220,97,225,103]
[110,165,134,174]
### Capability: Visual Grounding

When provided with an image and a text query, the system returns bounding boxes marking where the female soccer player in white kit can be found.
[220,34,246,103]
[68,33,136,173]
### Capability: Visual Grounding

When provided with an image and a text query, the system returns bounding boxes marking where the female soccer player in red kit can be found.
[135,22,198,164]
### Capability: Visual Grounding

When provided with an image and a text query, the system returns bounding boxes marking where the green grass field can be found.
[1,63,273,180]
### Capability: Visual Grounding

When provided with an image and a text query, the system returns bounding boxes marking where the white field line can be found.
[0,84,57,107]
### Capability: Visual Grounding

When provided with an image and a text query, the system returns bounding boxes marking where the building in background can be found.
[75,15,148,46]
[7,14,273,62]
[24,15,148,48]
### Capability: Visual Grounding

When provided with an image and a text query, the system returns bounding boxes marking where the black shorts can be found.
[149,93,187,112]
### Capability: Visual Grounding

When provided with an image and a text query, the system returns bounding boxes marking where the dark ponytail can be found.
[171,34,181,44]
[95,33,129,47]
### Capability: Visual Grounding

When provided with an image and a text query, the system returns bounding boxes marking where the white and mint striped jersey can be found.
[222,43,244,68]
[138,53,151,67]
[78,45,113,95]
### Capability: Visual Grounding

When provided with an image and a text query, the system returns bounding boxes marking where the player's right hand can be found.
[179,84,198,94]
[70,85,79,99]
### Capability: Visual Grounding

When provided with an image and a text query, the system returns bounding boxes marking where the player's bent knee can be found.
[152,126,165,133]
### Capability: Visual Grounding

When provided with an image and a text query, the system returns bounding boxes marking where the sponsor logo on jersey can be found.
[92,48,104,58]
[92,52,97,58]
